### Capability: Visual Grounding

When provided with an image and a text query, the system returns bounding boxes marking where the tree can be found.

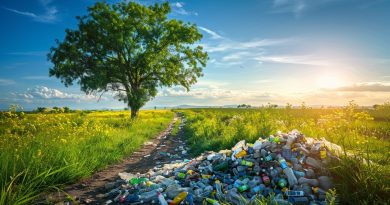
[63,106,71,113]
[48,2,208,118]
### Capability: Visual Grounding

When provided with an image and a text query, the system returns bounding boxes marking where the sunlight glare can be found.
[316,74,345,89]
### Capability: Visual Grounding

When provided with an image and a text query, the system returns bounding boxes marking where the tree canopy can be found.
[48,1,208,118]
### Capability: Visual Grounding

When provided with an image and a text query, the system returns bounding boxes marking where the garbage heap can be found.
[105,130,337,205]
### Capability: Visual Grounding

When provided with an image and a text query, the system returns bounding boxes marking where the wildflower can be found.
[37,149,42,157]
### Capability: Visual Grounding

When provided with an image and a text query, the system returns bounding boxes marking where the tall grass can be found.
[177,102,390,204]
[0,110,174,205]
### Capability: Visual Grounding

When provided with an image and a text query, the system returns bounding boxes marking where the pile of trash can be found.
[104,130,338,205]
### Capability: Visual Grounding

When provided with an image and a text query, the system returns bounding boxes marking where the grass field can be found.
[0,110,174,205]
[1,103,389,205]
[177,102,390,204]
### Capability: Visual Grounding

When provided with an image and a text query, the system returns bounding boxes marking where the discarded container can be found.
[100,129,337,205]
[157,192,168,205]
[169,192,188,205]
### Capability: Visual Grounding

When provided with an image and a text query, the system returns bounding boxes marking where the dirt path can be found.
[42,114,188,205]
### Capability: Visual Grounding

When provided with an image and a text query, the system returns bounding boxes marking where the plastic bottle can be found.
[176,172,186,179]
[320,146,327,160]
[238,184,249,192]
[283,167,298,186]
[140,188,163,202]
[126,194,142,203]
[269,166,279,178]
[169,192,188,205]
[251,184,265,194]
[205,198,221,205]
[157,192,168,205]
[278,178,288,188]
[278,158,289,169]
[215,181,224,198]
[235,150,247,158]
[282,147,292,161]
[318,176,333,190]
[293,170,305,178]
[261,174,270,185]
[227,189,242,204]
[130,177,148,186]
[183,193,193,205]
[285,190,305,197]
[118,190,129,203]
[241,160,254,167]
[213,161,228,171]
[264,154,273,161]
[306,157,322,169]
[298,178,319,187]
[253,140,262,150]
[279,157,298,186]
[288,197,309,204]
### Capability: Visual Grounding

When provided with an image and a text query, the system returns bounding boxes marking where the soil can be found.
[39,114,187,205]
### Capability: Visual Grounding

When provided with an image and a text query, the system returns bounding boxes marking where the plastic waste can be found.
[306,157,322,169]
[318,176,333,190]
[169,192,188,205]
[157,192,168,205]
[205,198,221,205]
[101,130,336,205]
[298,177,319,187]
[140,188,163,202]
[185,193,194,205]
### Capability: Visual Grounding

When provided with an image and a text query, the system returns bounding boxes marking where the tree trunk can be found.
[130,108,138,119]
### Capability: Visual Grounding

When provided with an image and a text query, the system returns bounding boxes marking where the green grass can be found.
[0,110,174,205]
[171,116,182,136]
[176,103,390,205]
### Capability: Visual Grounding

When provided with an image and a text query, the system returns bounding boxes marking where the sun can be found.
[316,74,345,89]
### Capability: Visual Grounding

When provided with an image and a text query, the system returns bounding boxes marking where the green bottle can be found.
[129,177,147,185]
[238,184,249,192]
[278,178,287,188]
[213,161,229,171]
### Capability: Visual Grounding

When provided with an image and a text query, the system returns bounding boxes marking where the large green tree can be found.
[48,1,208,118]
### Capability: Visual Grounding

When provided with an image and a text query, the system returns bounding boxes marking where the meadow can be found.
[178,102,390,205]
[0,109,174,205]
[1,103,389,205]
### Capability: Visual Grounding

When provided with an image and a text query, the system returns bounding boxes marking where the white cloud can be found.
[175,2,183,8]
[3,0,58,23]
[171,2,197,16]
[222,52,251,62]
[254,55,330,66]
[198,26,223,39]
[0,79,16,85]
[330,81,390,92]
[201,38,291,53]
[156,80,274,103]
[13,86,106,102]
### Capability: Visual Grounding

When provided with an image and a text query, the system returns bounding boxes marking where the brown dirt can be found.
[40,115,187,205]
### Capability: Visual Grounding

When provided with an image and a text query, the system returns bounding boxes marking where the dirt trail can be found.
[42,114,187,205]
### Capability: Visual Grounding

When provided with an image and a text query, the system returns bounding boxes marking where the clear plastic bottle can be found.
[215,181,224,198]
[279,157,298,186]
[140,188,163,202]
[227,188,242,204]
[157,192,168,205]
[298,178,319,187]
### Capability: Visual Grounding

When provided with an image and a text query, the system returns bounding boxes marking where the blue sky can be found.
[1,0,390,110]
